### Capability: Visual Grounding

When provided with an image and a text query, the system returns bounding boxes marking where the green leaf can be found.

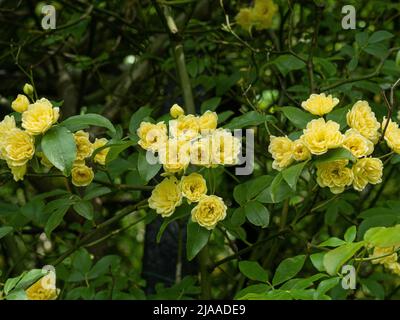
[315,277,340,299]
[61,114,115,133]
[233,175,273,205]
[5,289,28,300]
[129,106,153,134]
[45,206,70,237]
[272,255,306,286]
[156,205,190,243]
[84,186,112,200]
[231,207,246,227]
[314,148,355,165]
[363,225,400,247]
[137,150,161,183]
[73,248,93,273]
[224,111,274,129]
[234,284,270,299]
[238,261,269,282]
[360,278,385,300]
[200,97,221,113]
[369,31,393,43]
[326,106,351,130]
[344,226,357,243]
[243,201,270,228]
[73,200,94,220]
[323,242,365,276]
[0,226,13,239]
[310,252,326,272]
[106,140,136,164]
[272,54,306,76]
[186,219,211,261]
[318,237,347,247]
[281,161,308,190]
[269,173,291,203]
[281,107,317,129]
[41,126,77,176]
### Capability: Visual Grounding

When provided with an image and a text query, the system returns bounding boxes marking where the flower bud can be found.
[170,104,185,118]
[23,83,34,96]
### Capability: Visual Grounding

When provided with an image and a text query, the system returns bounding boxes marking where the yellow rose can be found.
[3,128,35,167]
[211,129,241,165]
[170,115,200,141]
[387,262,400,275]
[190,136,213,167]
[347,100,380,143]
[370,246,398,266]
[181,173,208,203]
[252,0,278,30]
[268,136,294,170]
[11,94,30,113]
[10,164,27,182]
[316,160,353,194]
[382,117,400,153]
[25,272,59,300]
[148,176,182,217]
[71,162,94,187]
[191,195,227,230]
[170,104,185,118]
[236,8,253,31]
[93,138,110,165]
[292,139,311,162]
[301,118,343,155]
[0,116,16,159]
[159,138,191,173]
[21,98,60,135]
[198,111,218,133]
[74,130,93,161]
[352,157,383,191]
[301,93,339,116]
[137,121,168,152]
[343,129,374,158]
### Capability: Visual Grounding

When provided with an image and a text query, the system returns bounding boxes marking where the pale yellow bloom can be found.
[10,164,27,182]
[387,262,400,275]
[159,138,191,173]
[236,8,253,31]
[21,98,59,135]
[370,246,398,266]
[343,129,374,158]
[191,195,227,230]
[352,157,383,191]
[137,121,168,152]
[25,273,59,300]
[292,139,311,162]
[347,101,380,144]
[198,111,218,133]
[252,0,278,30]
[268,136,294,170]
[170,115,200,141]
[301,93,339,116]
[3,128,35,167]
[301,118,343,155]
[0,116,16,159]
[93,138,109,165]
[316,160,353,194]
[148,176,182,217]
[71,162,94,187]
[382,117,400,154]
[170,104,185,118]
[74,130,93,161]
[181,173,208,203]
[190,137,213,167]
[211,129,241,165]
[11,94,30,113]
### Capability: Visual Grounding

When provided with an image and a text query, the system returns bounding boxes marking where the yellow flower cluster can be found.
[148,172,226,229]
[369,246,400,276]
[143,105,234,229]
[25,272,59,300]
[236,0,278,31]
[71,130,110,187]
[0,88,110,185]
[268,93,386,194]
[137,105,241,173]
